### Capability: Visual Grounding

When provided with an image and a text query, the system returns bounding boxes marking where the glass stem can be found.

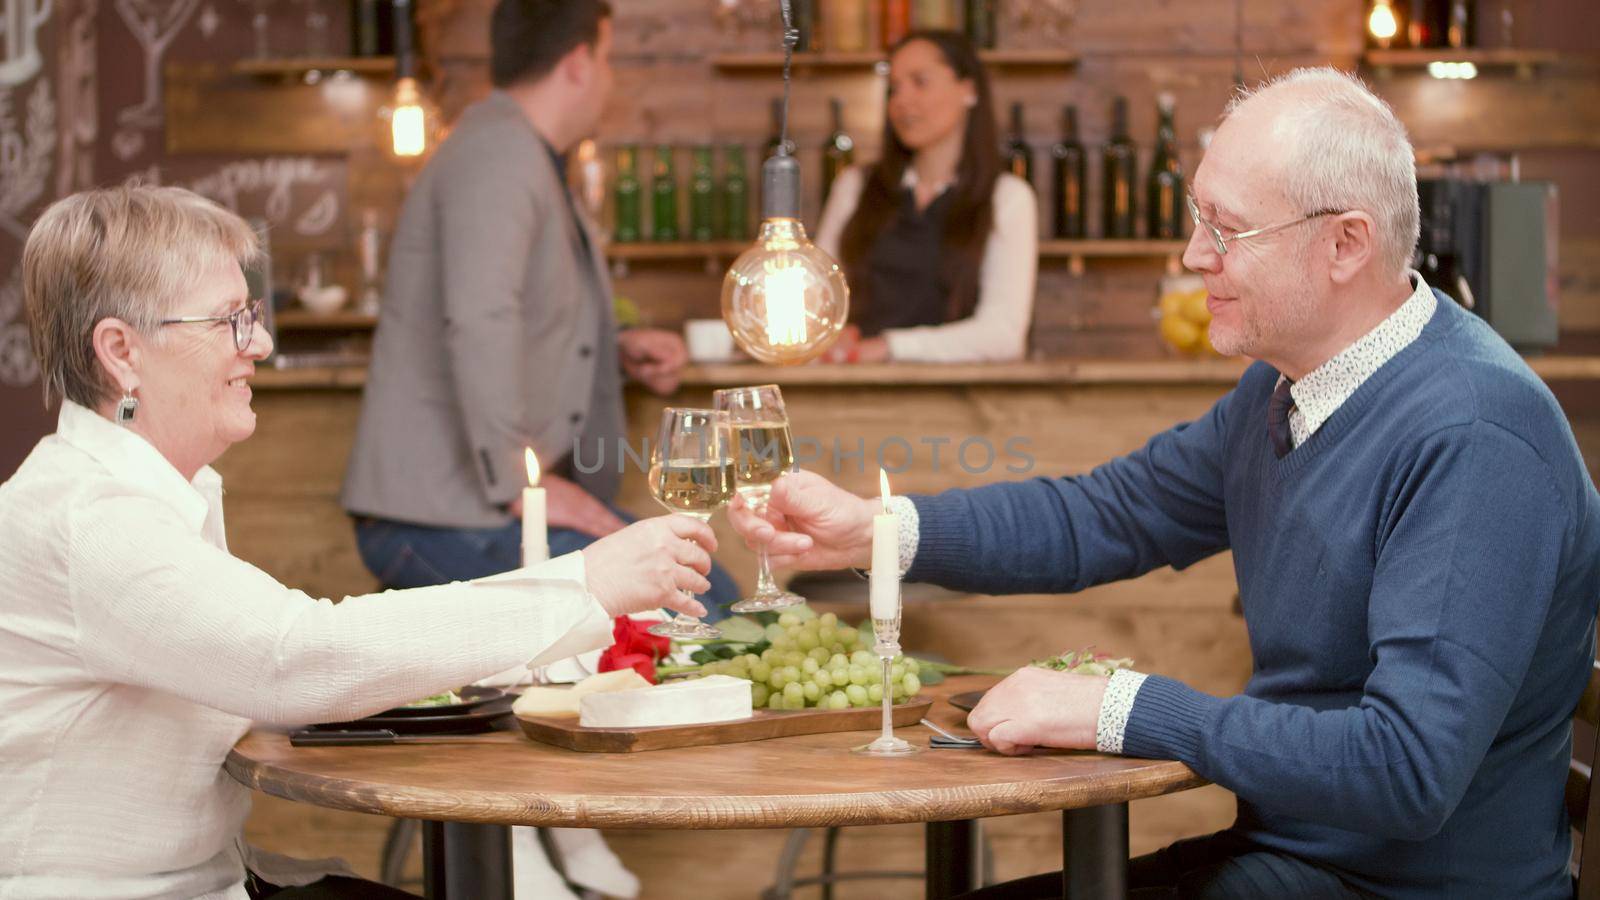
[753,495,778,595]
[677,589,701,623]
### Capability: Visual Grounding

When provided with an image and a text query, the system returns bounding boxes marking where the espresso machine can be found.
[1416,176,1560,352]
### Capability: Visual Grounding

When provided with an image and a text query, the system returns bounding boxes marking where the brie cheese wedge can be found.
[512,669,652,718]
[578,675,754,729]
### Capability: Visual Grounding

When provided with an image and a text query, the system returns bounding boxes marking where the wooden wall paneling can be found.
[165,66,391,155]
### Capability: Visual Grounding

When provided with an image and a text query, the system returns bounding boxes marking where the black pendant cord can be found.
[778,0,796,158]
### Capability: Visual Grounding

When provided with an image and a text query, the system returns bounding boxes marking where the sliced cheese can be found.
[512,669,652,718]
[578,675,754,729]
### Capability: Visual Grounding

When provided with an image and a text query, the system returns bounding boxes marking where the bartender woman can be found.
[817,30,1038,363]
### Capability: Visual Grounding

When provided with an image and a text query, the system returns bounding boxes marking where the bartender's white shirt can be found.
[815,165,1039,363]
[0,401,610,900]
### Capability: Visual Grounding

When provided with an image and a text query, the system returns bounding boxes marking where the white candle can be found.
[869,469,900,620]
[522,448,548,565]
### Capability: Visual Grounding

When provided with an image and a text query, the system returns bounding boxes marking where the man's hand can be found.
[583,515,716,618]
[725,470,878,571]
[618,328,688,395]
[510,473,626,539]
[965,667,1109,756]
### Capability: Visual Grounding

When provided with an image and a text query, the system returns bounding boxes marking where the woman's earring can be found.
[115,388,139,425]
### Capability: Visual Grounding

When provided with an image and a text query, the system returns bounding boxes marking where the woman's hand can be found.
[509,473,627,538]
[726,470,878,571]
[822,326,889,364]
[582,515,716,618]
[822,325,861,363]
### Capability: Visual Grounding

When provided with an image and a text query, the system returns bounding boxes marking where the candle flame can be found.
[879,468,891,512]
[524,448,541,487]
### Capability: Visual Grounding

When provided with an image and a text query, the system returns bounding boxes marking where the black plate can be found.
[948,690,987,713]
[307,694,516,736]
[377,685,509,718]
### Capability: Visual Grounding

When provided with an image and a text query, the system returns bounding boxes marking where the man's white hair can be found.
[1225,67,1419,279]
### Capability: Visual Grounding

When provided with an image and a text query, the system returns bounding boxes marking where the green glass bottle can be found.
[1101,96,1137,239]
[612,145,641,243]
[965,0,997,49]
[720,144,750,240]
[1146,92,1185,240]
[650,144,679,242]
[689,145,717,242]
[821,98,855,206]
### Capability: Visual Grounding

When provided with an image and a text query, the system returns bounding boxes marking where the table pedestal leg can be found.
[1062,804,1128,900]
[926,819,980,899]
[422,821,512,900]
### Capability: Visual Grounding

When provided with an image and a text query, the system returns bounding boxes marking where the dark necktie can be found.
[1267,377,1296,458]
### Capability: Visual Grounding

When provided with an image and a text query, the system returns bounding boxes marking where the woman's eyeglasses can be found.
[159,299,266,351]
[1187,193,1347,256]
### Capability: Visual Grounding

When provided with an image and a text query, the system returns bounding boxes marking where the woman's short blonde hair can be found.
[23,184,263,409]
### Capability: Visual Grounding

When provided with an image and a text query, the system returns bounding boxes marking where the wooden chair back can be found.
[1568,660,1600,898]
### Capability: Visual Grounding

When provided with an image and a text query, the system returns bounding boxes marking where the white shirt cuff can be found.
[1095,668,1150,755]
[470,551,613,669]
[888,494,919,577]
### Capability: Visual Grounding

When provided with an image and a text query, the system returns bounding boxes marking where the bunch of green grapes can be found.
[692,611,922,710]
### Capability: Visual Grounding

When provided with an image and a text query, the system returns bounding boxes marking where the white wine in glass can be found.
[713,384,804,613]
[647,407,731,640]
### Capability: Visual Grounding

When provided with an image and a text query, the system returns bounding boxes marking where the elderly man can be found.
[729,68,1600,898]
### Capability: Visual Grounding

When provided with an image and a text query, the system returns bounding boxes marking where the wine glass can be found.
[646,407,731,640]
[713,384,804,613]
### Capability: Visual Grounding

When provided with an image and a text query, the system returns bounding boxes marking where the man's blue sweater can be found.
[907,296,1600,897]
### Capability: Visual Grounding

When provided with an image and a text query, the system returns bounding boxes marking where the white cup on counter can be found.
[684,318,736,363]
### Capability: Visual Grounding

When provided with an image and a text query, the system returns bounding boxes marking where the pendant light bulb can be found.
[391,76,427,157]
[721,154,849,365]
[1368,0,1399,44]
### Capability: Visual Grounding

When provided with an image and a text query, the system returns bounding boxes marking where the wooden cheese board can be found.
[516,697,934,753]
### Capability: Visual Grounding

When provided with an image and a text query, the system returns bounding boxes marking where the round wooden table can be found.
[227,676,1204,899]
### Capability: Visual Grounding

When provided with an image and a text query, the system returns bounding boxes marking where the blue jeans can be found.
[352,506,739,622]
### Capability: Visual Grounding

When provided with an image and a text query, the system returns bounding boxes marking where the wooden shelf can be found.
[606,241,749,260]
[1039,239,1188,275]
[232,56,396,78]
[273,310,377,330]
[712,49,1077,73]
[1361,48,1566,78]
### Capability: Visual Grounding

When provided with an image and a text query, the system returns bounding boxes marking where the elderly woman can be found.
[0,185,717,899]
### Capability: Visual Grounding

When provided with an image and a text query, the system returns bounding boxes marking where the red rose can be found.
[596,616,672,684]
[598,648,657,683]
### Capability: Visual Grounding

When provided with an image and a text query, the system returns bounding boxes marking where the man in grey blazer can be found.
[342,0,737,618]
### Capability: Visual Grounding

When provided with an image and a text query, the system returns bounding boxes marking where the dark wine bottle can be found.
[1145,93,1185,239]
[1050,105,1087,239]
[1102,96,1137,239]
[1003,102,1034,186]
[821,98,855,207]
[1446,0,1474,48]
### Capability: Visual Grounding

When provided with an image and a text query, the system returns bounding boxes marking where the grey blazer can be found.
[342,91,627,529]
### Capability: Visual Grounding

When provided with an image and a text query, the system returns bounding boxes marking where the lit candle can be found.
[869,469,900,621]
[522,448,548,565]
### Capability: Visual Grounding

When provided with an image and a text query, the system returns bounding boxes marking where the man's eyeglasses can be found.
[1187,193,1347,256]
[159,298,266,351]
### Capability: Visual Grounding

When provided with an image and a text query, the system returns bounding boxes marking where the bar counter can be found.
[245,356,1600,391]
